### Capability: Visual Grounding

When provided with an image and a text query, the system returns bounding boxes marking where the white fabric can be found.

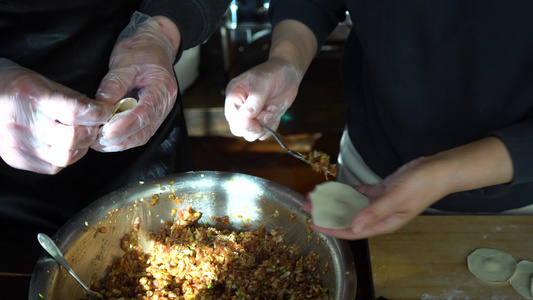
[337,128,382,186]
[336,128,533,215]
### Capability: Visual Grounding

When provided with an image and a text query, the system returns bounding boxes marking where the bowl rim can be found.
[29,171,357,299]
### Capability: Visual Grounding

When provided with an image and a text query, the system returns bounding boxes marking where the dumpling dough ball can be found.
[509,260,533,299]
[309,181,369,229]
[467,248,517,284]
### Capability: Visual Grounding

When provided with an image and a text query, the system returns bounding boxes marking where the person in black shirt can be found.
[0,1,231,297]
[224,1,533,239]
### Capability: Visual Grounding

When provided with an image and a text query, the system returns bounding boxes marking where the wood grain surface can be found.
[369,215,533,299]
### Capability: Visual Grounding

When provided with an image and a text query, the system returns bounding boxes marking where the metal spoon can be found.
[37,233,104,299]
[261,124,333,175]
[261,125,311,164]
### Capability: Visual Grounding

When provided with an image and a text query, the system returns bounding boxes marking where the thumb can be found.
[40,94,113,126]
[238,91,270,119]
[96,68,136,102]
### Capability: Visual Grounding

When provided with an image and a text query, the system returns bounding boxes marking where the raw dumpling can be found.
[509,260,533,299]
[309,181,369,229]
[109,97,137,122]
[467,248,517,284]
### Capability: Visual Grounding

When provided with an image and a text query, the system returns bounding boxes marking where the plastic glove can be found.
[224,58,303,141]
[91,11,180,152]
[0,59,113,174]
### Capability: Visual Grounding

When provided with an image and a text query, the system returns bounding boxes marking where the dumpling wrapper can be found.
[509,260,533,299]
[109,97,137,122]
[467,248,517,284]
[309,181,369,229]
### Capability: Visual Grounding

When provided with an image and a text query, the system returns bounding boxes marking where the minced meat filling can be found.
[91,207,329,299]
[303,150,337,178]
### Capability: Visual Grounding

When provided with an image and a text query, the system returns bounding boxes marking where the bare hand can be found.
[308,157,449,239]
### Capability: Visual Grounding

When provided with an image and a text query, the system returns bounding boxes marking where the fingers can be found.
[347,163,443,238]
[349,207,408,239]
[1,96,110,174]
[0,66,112,174]
[309,224,360,240]
[0,125,91,174]
[9,80,113,127]
[92,118,155,152]
[308,207,408,240]
[96,67,138,103]
[304,189,404,240]
[224,75,276,141]
[93,63,177,151]
[225,93,263,141]
[94,85,175,151]
[224,59,302,143]
[97,107,145,146]
[302,201,311,213]
[0,146,63,174]
[306,183,416,240]
[37,120,101,150]
[27,94,110,165]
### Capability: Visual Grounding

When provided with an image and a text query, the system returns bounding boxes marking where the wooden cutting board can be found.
[368,215,533,299]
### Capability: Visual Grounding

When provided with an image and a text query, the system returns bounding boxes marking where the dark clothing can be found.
[0,0,230,289]
[270,0,533,212]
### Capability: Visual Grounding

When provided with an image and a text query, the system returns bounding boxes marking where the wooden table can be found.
[368,215,533,299]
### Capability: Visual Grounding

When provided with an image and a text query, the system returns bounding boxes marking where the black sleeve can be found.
[269,0,347,53]
[140,0,232,50]
[490,115,533,185]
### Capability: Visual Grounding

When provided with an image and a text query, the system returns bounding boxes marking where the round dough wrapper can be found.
[467,248,517,284]
[509,260,533,299]
[109,97,137,122]
[309,181,369,229]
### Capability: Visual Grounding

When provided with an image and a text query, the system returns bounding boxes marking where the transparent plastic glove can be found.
[0,59,113,174]
[91,11,179,152]
[224,58,303,141]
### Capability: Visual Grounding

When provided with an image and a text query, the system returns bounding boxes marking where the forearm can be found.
[268,20,318,80]
[429,137,514,197]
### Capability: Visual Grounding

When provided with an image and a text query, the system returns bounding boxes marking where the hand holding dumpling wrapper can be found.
[91,12,179,152]
[309,182,369,229]
[97,97,137,137]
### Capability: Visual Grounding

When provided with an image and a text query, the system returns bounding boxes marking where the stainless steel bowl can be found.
[30,171,357,299]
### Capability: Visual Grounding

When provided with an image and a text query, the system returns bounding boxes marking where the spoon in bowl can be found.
[37,233,104,299]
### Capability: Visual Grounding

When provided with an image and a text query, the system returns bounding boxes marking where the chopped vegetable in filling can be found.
[90,207,329,299]
[303,150,338,178]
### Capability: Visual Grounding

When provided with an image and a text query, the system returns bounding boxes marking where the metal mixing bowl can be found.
[30,171,357,299]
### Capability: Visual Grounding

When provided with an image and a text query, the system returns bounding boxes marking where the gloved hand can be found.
[91,11,180,152]
[224,57,304,141]
[0,59,113,174]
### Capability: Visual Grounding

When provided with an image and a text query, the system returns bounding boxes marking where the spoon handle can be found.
[37,233,91,292]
